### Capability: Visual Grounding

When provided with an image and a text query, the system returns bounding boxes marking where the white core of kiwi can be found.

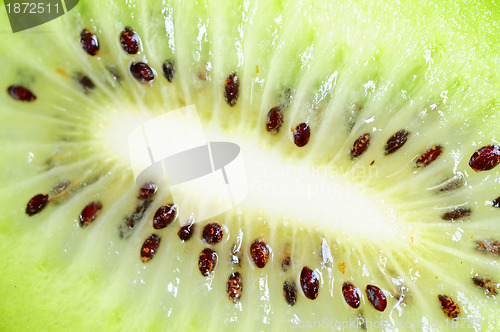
[100,111,404,240]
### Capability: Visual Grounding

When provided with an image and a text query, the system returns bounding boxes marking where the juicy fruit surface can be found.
[0,0,500,331]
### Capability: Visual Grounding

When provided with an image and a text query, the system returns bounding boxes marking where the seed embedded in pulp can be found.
[198,248,218,276]
[300,266,319,300]
[120,27,140,54]
[385,130,409,155]
[441,207,471,221]
[26,193,49,216]
[293,123,311,147]
[250,239,270,268]
[80,29,99,56]
[78,75,95,92]
[416,145,444,167]
[119,198,154,238]
[227,272,243,303]
[8,85,36,102]
[438,294,460,318]
[436,176,465,193]
[342,282,361,309]
[153,204,177,229]
[178,222,195,241]
[491,196,500,208]
[366,285,387,312]
[138,181,158,200]
[162,60,175,82]
[130,62,155,83]
[79,201,103,227]
[475,240,500,256]
[224,72,239,106]
[266,107,284,133]
[140,234,161,263]
[469,145,500,172]
[351,133,371,159]
[283,281,297,306]
[281,253,291,271]
[51,181,70,195]
[202,222,224,244]
[472,276,498,295]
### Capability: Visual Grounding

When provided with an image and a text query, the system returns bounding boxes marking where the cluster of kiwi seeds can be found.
[2,0,500,330]
[19,24,500,311]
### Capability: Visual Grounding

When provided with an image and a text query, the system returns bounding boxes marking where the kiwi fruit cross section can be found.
[0,0,499,330]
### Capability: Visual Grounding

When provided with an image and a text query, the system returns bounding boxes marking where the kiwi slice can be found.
[1,0,499,330]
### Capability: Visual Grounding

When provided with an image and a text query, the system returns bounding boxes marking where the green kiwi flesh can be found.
[0,0,500,330]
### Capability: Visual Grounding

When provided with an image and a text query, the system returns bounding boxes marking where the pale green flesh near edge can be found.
[0,0,499,330]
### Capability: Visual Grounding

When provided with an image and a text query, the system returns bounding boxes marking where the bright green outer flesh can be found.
[0,0,499,330]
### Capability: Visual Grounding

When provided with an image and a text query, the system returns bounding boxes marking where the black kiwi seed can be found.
[472,276,498,295]
[162,60,175,82]
[437,294,460,318]
[140,234,161,263]
[250,239,270,268]
[281,253,291,271]
[224,72,239,106]
[283,280,297,306]
[293,123,311,147]
[266,107,284,134]
[177,222,195,241]
[198,248,218,276]
[436,176,465,193]
[130,62,155,83]
[77,75,95,92]
[416,145,443,167]
[469,145,500,172]
[152,204,177,229]
[26,193,49,216]
[384,129,409,155]
[342,282,361,309]
[441,207,471,221]
[8,85,37,102]
[202,222,224,244]
[365,285,387,312]
[226,272,243,303]
[491,196,500,208]
[300,266,319,300]
[351,133,371,159]
[119,27,140,54]
[120,184,156,235]
[138,181,158,200]
[475,240,500,256]
[79,201,103,227]
[119,198,154,238]
[80,29,99,56]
